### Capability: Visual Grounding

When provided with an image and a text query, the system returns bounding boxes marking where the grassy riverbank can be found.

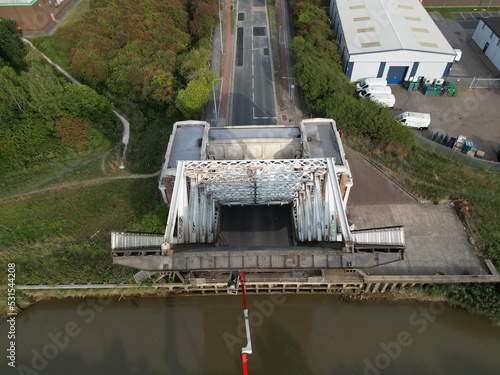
[0,286,162,317]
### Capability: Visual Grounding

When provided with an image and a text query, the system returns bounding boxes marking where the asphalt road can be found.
[230,0,277,125]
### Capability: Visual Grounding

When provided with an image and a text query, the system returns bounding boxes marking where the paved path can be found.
[0,172,160,203]
[345,146,418,206]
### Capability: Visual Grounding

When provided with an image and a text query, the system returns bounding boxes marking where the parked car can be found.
[396,112,431,130]
[368,93,396,108]
[356,78,387,92]
[358,86,392,98]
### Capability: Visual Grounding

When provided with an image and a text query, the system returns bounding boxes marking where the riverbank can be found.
[5,279,500,326]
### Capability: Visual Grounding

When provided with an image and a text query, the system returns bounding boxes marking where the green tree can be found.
[20,64,67,120]
[0,19,27,72]
[175,69,215,119]
[0,66,30,118]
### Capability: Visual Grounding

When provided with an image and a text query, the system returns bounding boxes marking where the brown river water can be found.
[2,295,500,374]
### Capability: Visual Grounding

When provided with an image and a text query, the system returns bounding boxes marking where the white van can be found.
[356,78,387,92]
[368,93,396,108]
[396,112,431,130]
[358,86,392,98]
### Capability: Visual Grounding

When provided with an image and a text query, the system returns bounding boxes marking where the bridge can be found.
[112,118,406,277]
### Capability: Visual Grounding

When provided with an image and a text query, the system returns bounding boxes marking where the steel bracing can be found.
[163,158,352,247]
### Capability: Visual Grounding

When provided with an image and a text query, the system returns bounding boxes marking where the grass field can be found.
[0,177,162,285]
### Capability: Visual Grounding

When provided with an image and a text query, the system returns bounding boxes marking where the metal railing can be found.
[415,137,500,172]
[446,77,500,89]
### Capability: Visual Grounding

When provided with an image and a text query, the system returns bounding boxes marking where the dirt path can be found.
[0,171,161,203]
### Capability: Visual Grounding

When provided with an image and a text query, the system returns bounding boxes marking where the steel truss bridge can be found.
[112,157,405,273]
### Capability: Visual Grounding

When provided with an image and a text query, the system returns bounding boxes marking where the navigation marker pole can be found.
[239,272,252,374]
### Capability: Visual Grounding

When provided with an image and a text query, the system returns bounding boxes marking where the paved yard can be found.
[344,147,486,277]
[348,204,483,276]
[392,85,500,161]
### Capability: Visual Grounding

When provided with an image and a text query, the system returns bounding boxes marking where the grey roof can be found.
[166,122,206,168]
[334,0,455,55]
[481,17,500,39]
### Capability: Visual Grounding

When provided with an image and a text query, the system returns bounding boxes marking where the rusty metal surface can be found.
[112,247,404,271]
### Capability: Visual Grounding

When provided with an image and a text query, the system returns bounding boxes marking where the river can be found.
[2,295,500,374]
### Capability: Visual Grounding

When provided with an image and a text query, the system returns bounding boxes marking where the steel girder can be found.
[164,158,351,247]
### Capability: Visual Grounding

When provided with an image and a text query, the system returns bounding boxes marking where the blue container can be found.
[447,137,456,148]
[461,141,473,154]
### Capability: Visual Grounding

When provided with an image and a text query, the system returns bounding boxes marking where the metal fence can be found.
[446,77,500,89]
[415,137,500,172]
[470,78,500,89]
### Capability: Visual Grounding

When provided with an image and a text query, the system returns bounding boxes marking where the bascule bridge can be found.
[111,119,405,280]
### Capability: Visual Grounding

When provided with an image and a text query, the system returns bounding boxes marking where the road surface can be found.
[230,0,277,125]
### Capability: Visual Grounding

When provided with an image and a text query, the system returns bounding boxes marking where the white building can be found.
[329,0,456,83]
[472,17,500,73]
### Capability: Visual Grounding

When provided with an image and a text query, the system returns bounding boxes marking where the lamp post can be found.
[282,76,295,113]
[212,78,223,125]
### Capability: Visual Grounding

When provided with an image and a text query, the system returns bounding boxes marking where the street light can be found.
[212,78,224,125]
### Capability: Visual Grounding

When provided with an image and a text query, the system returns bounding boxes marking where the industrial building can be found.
[329,0,456,83]
[472,17,500,73]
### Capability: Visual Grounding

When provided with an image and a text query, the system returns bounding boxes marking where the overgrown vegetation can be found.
[0,178,161,285]
[1,22,119,177]
[0,0,223,316]
[290,0,500,322]
[37,0,217,117]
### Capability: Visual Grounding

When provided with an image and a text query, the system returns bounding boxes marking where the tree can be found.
[175,69,215,119]
[189,0,218,40]
[0,19,27,72]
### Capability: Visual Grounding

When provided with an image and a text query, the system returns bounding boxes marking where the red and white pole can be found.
[239,272,252,374]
